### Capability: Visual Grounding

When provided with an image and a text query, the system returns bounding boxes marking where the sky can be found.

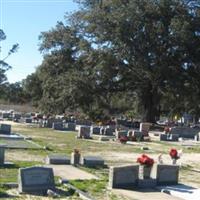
[0,0,78,83]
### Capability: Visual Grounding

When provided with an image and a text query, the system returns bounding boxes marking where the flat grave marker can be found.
[46,154,70,165]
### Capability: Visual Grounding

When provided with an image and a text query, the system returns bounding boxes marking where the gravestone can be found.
[81,156,104,167]
[77,126,91,139]
[25,118,32,123]
[151,164,179,185]
[133,130,143,141]
[106,125,116,133]
[0,124,11,135]
[46,118,62,128]
[90,126,101,135]
[2,113,10,119]
[170,134,179,141]
[160,134,168,141]
[100,127,105,135]
[170,127,199,139]
[104,128,114,136]
[52,122,63,130]
[139,123,151,136]
[138,179,157,188]
[108,164,139,189]
[65,123,76,131]
[194,133,200,141]
[18,166,55,194]
[115,130,128,139]
[46,154,70,165]
[75,120,92,126]
[0,145,6,165]
[13,113,21,122]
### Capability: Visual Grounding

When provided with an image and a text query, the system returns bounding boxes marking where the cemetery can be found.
[1,0,200,199]
[0,117,200,200]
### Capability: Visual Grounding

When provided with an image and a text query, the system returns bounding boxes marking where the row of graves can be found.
[2,142,197,200]
[159,126,200,143]
[0,145,105,198]
[76,122,152,144]
[0,123,42,149]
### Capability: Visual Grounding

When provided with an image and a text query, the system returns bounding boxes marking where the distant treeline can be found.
[1,0,200,123]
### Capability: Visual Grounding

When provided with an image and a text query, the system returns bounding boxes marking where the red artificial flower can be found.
[119,136,128,143]
[164,126,170,133]
[169,148,179,160]
[137,154,154,167]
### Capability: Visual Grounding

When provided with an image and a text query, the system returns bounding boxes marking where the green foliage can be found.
[22,0,200,122]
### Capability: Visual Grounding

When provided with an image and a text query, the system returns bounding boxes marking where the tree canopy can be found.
[22,0,200,122]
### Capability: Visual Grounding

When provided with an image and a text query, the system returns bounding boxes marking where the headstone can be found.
[25,118,32,123]
[160,134,168,141]
[65,123,76,131]
[52,122,63,130]
[81,156,104,167]
[75,120,92,126]
[170,127,199,139]
[18,166,55,194]
[108,164,139,189]
[104,128,114,136]
[115,130,128,139]
[100,127,105,135]
[46,118,62,128]
[133,130,143,141]
[0,124,11,135]
[194,134,199,141]
[46,154,70,165]
[90,126,101,135]
[170,134,179,142]
[0,145,6,165]
[151,164,179,185]
[2,112,10,119]
[106,125,116,132]
[77,126,91,139]
[139,123,151,136]
[13,113,21,120]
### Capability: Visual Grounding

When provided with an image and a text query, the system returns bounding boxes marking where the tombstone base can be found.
[46,155,70,165]
[81,156,104,168]
[138,178,157,188]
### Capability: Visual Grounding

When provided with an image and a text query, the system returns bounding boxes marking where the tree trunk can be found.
[139,84,160,123]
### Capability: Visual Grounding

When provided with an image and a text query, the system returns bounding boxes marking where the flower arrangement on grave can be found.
[119,136,128,144]
[137,154,154,179]
[169,148,179,164]
[164,126,170,134]
[137,154,154,167]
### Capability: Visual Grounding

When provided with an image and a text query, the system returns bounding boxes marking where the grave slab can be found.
[46,154,70,165]
[44,165,98,180]
[112,188,183,200]
[0,139,42,149]
[157,184,200,200]
[81,156,104,167]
